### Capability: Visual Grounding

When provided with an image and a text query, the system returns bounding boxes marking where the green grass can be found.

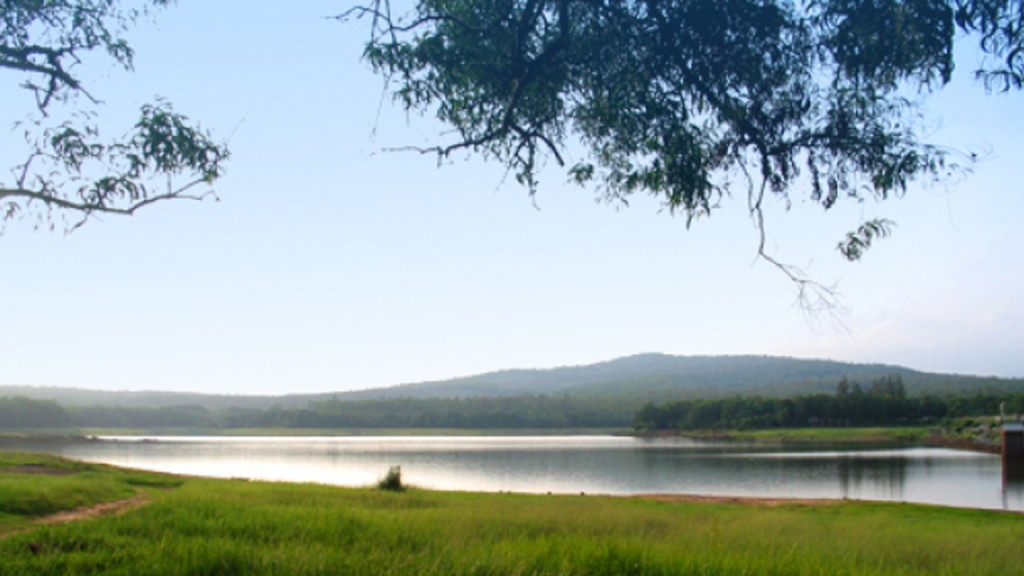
[2,450,1022,575]
[696,426,933,442]
[0,452,181,534]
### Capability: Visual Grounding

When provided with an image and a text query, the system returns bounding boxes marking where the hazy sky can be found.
[2,2,1023,395]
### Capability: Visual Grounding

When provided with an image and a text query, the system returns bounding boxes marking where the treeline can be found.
[0,397,213,429]
[0,396,72,428]
[633,375,1024,431]
[5,374,1024,432]
[0,395,635,430]
[233,396,631,429]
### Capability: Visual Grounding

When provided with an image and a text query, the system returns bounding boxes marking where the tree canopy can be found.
[347,0,1022,295]
[1,0,228,233]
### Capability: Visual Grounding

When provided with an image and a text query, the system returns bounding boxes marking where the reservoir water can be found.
[23,435,1024,512]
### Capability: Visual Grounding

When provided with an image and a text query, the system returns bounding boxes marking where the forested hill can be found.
[4,354,1023,410]
[336,354,1023,401]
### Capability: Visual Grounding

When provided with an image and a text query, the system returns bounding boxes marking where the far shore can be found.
[0,424,1004,454]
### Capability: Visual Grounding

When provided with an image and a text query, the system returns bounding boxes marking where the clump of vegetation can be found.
[934,416,1003,450]
[377,465,404,492]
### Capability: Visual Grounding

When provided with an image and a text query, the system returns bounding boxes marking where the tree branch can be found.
[1,181,217,232]
[747,171,846,322]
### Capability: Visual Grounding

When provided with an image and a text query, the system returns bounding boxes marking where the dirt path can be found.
[0,493,149,540]
[36,493,149,525]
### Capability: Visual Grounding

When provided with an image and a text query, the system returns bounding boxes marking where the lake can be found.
[22,435,1024,512]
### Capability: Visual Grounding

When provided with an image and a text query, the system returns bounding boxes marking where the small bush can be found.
[378,465,404,492]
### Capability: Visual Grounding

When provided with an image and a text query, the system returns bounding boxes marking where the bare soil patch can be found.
[35,493,148,526]
[0,494,149,540]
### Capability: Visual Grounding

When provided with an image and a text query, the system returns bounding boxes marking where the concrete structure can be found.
[1004,422,1023,482]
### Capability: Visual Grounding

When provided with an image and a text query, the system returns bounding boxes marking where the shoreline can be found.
[924,434,1001,454]
[1,426,1005,456]
[633,427,1005,454]
[3,446,1021,514]
[620,492,1023,514]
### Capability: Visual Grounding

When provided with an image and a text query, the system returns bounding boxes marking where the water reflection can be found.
[18,435,1022,512]
[837,454,907,501]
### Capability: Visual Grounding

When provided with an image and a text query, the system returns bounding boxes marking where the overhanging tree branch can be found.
[2,1,229,234]
[1,182,215,228]
[347,0,1018,310]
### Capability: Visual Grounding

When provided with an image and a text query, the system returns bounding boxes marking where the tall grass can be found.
[2,451,1022,575]
[0,453,129,523]
[0,451,180,533]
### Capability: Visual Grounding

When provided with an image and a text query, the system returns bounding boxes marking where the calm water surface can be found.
[27,435,1023,511]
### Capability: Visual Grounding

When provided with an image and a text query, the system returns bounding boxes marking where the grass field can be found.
[638,425,936,444]
[724,426,933,442]
[0,452,182,535]
[2,451,1022,575]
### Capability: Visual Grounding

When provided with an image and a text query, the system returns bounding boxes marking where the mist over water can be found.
[26,436,1023,512]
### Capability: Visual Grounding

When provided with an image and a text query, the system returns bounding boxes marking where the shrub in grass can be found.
[378,466,403,492]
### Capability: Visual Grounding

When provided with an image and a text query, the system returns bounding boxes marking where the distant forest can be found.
[0,394,632,430]
[634,375,1024,431]
[2,374,1024,431]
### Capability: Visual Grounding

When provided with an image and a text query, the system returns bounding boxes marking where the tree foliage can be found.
[346,0,1022,276]
[0,396,72,428]
[634,376,1024,431]
[837,217,895,261]
[5,385,1022,431]
[1,0,228,233]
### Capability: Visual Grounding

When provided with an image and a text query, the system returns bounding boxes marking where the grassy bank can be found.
[638,426,933,443]
[2,451,1022,575]
[725,426,932,442]
[0,452,182,535]
[675,425,1004,453]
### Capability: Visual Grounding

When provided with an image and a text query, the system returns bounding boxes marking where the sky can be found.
[2,2,1023,395]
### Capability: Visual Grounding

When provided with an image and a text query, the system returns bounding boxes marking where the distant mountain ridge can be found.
[333,354,1018,401]
[4,354,1023,409]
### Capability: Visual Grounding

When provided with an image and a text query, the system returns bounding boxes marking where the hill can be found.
[3,354,1023,410]
[334,354,1024,401]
